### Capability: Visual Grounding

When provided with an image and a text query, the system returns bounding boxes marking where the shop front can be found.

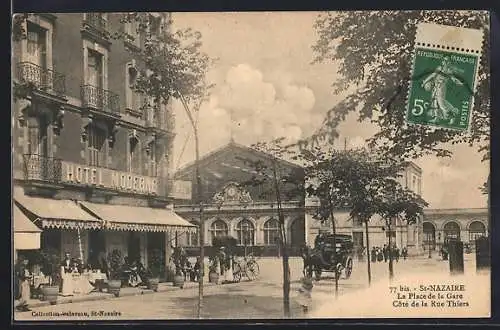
[13,186,197,282]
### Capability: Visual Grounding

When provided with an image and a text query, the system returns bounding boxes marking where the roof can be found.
[13,187,101,223]
[174,141,303,179]
[79,201,197,232]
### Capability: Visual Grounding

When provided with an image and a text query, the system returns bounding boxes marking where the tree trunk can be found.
[388,220,394,280]
[364,220,372,286]
[329,207,339,297]
[271,159,290,318]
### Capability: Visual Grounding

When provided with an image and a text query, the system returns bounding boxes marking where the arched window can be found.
[468,221,486,242]
[263,218,280,245]
[443,221,461,241]
[423,222,436,250]
[210,220,228,243]
[236,219,255,246]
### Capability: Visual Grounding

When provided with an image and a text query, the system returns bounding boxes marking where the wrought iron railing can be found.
[84,13,108,34]
[81,85,120,114]
[16,62,66,95]
[23,154,62,183]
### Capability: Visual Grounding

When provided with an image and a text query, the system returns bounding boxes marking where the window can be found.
[468,221,486,242]
[443,221,461,241]
[148,14,163,37]
[124,15,141,47]
[146,140,157,177]
[87,125,106,167]
[263,218,280,245]
[412,175,417,192]
[26,22,47,68]
[236,219,255,246]
[27,117,49,156]
[210,220,228,244]
[128,134,140,173]
[188,231,198,247]
[87,49,103,88]
[126,63,142,112]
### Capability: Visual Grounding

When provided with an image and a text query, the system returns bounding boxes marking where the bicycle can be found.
[232,253,260,282]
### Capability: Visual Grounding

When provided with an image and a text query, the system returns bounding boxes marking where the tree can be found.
[238,138,306,318]
[373,177,427,279]
[300,146,428,284]
[312,11,490,163]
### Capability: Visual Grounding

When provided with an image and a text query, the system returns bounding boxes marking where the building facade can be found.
[173,142,306,256]
[422,208,489,251]
[12,13,195,272]
[306,162,424,255]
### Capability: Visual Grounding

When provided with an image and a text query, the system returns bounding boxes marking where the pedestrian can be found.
[395,247,400,262]
[371,247,377,263]
[383,244,388,262]
[402,246,408,260]
[296,276,314,315]
[15,257,32,312]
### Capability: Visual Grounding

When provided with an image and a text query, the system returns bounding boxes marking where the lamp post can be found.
[178,93,204,319]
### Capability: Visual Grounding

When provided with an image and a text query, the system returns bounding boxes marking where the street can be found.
[15,254,489,320]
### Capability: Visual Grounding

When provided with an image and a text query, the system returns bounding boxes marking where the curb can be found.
[27,282,206,309]
[25,279,249,309]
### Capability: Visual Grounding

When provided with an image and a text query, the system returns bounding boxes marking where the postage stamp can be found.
[406,23,484,131]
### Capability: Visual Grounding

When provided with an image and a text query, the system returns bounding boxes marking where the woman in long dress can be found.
[60,253,74,296]
[421,56,464,124]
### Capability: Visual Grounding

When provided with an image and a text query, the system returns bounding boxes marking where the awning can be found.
[14,204,42,250]
[79,201,197,233]
[13,187,102,230]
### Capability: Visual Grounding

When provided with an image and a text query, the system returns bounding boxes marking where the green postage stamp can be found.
[406,23,484,131]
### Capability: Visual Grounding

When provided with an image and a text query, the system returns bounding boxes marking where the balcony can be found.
[81,85,120,115]
[23,154,62,183]
[16,62,66,95]
[83,13,108,36]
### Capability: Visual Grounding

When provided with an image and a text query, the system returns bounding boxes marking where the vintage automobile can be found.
[305,233,354,281]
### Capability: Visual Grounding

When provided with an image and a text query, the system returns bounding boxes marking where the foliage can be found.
[312,11,490,161]
[208,255,219,273]
[12,13,29,42]
[40,248,62,286]
[236,138,301,317]
[112,13,214,105]
[107,249,123,280]
[148,249,164,278]
[212,235,238,251]
[300,146,427,225]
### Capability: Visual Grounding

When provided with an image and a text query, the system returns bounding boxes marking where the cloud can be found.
[209,63,317,146]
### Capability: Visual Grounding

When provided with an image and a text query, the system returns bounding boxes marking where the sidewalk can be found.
[26,280,208,309]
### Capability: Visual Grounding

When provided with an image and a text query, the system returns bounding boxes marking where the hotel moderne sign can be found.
[61,161,159,195]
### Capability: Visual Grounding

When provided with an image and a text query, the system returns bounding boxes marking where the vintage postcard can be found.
[12,10,490,321]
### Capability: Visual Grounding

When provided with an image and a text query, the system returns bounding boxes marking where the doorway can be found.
[88,230,106,266]
[128,232,141,264]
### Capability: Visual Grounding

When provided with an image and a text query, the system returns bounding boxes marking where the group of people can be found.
[370,244,408,263]
[171,247,202,282]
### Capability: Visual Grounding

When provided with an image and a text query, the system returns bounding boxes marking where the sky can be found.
[170,12,489,210]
